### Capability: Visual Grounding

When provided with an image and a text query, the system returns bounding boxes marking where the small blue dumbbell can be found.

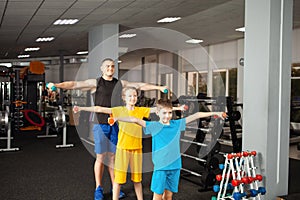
[46,82,57,91]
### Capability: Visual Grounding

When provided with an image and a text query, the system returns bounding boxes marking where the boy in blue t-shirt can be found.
[115,99,226,200]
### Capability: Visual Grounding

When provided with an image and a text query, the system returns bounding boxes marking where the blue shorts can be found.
[93,123,119,154]
[151,169,181,194]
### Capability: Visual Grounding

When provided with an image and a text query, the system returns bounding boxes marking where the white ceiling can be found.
[0,0,299,60]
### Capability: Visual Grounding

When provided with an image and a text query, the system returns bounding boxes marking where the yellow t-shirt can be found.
[112,106,150,149]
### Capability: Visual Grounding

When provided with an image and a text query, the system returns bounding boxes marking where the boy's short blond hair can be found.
[156,99,173,110]
[121,87,138,101]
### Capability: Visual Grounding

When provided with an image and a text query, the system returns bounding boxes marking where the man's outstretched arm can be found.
[51,79,97,92]
[73,105,112,114]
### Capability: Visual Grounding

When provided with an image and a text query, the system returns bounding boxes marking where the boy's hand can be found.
[222,112,228,119]
[73,106,80,113]
[108,114,115,126]
[213,112,227,120]
[179,104,189,111]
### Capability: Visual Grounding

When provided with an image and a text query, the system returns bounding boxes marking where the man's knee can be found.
[96,153,106,163]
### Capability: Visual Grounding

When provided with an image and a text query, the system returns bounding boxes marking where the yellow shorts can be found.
[114,148,142,184]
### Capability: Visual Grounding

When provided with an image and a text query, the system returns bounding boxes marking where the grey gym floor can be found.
[0,126,299,200]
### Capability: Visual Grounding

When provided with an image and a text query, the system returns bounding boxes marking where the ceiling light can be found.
[185,39,203,44]
[119,47,128,53]
[25,47,40,51]
[157,17,181,23]
[77,51,88,55]
[80,58,88,62]
[18,62,30,66]
[0,63,12,68]
[36,37,55,42]
[118,60,122,63]
[235,27,245,32]
[17,54,30,58]
[53,19,79,25]
[119,33,136,38]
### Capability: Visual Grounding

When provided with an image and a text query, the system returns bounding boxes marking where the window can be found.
[229,68,237,101]
[291,66,300,122]
[213,70,226,97]
[186,71,208,96]
[198,72,208,95]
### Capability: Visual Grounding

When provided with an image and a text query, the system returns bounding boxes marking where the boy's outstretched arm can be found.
[149,104,187,113]
[172,104,188,111]
[73,105,112,114]
[185,112,226,124]
[115,117,146,127]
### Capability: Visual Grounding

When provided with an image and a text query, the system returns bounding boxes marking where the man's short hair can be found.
[102,58,114,64]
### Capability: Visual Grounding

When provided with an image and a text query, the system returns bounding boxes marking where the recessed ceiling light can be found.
[185,39,203,44]
[119,33,136,38]
[25,47,40,51]
[157,17,181,23]
[36,37,55,42]
[0,63,12,67]
[53,19,79,25]
[77,51,88,55]
[18,54,30,58]
[235,27,245,32]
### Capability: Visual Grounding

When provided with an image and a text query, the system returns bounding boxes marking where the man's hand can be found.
[160,86,169,94]
[46,82,57,92]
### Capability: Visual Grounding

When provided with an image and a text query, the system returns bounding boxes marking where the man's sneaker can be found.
[94,186,104,200]
[111,189,126,199]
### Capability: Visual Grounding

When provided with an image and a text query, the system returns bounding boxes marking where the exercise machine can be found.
[0,106,19,152]
[10,65,46,133]
[0,66,19,152]
[53,105,73,148]
[176,95,243,191]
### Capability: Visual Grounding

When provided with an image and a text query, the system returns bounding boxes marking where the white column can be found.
[236,39,244,103]
[207,46,214,97]
[88,24,119,78]
[243,0,292,199]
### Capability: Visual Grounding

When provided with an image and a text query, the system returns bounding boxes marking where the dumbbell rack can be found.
[212,151,266,200]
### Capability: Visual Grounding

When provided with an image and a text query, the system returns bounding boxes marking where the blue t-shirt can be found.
[144,118,186,170]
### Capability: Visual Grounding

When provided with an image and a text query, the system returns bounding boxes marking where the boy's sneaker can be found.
[119,190,126,199]
[94,186,104,200]
[111,189,126,199]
